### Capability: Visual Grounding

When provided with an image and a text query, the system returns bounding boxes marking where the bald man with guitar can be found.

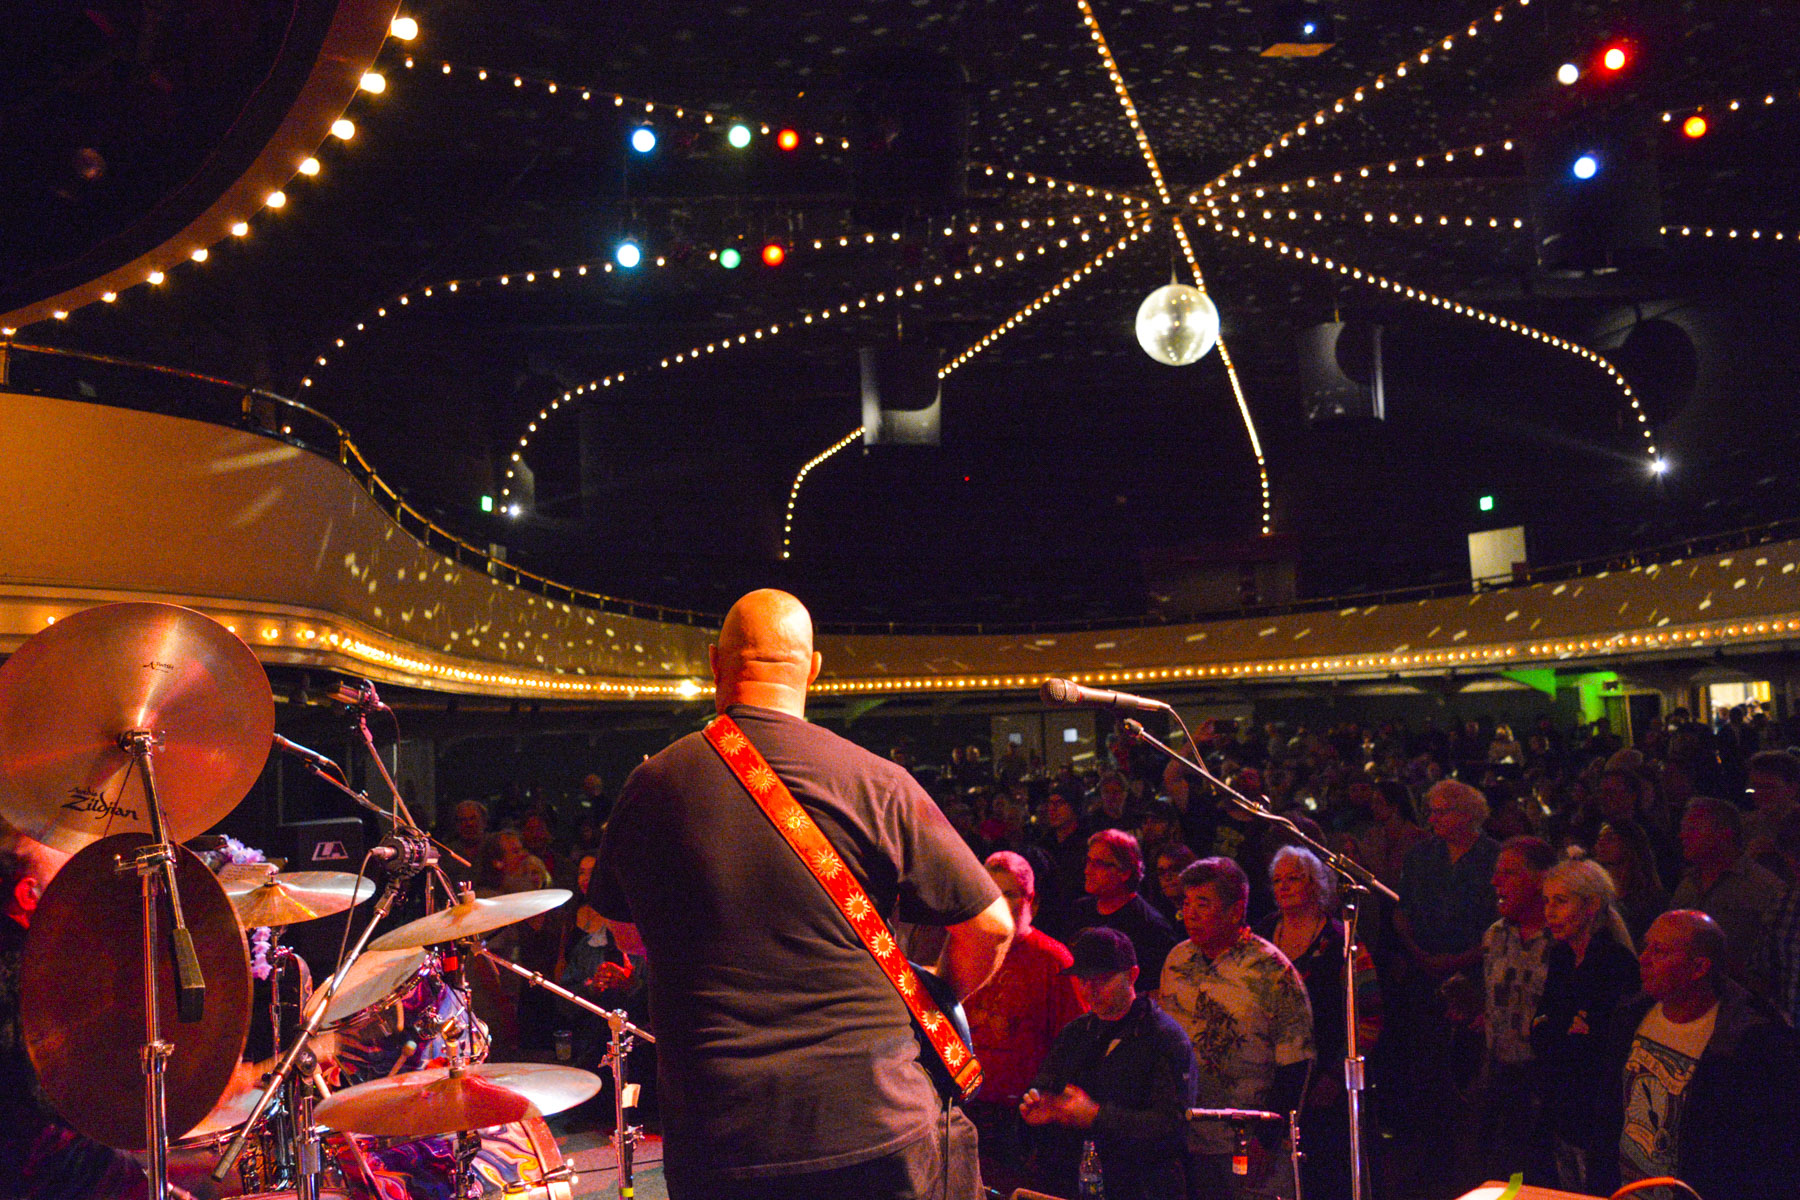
[588,589,1013,1200]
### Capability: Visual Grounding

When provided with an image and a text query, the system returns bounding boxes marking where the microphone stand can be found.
[1124,719,1397,1200]
[213,748,441,1183]
[479,950,654,1200]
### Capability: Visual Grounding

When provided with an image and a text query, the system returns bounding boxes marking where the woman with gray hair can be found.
[1255,845,1381,1200]
[1530,856,1641,1192]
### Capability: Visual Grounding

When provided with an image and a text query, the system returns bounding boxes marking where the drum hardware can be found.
[0,603,274,1199]
[479,948,656,1200]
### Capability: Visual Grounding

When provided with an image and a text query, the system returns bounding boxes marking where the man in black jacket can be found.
[1592,910,1800,1200]
[1021,928,1198,1200]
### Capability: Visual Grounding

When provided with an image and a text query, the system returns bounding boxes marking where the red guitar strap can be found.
[702,714,982,1102]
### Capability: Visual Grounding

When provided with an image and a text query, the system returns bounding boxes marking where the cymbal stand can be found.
[267,944,324,1200]
[478,950,656,1200]
[115,730,206,1200]
[211,833,432,1183]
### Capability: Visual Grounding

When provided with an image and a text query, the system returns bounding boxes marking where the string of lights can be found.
[971,162,1155,209]
[782,221,1147,559]
[938,221,1147,377]
[1,21,415,337]
[409,56,853,151]
[1074,0,1273,535]
[303,215,1127,391]
[1204,140,1520,206]
[1190,213,1663,466]
[779,429,863,561]
[1663,223,1800,243]
[1191,0,1536,202]
[1661,90,1800,125]
[502,215,1147,501]
[1233,207,1527,232]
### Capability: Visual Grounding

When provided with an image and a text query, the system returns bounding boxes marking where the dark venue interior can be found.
[3,2,1799,1199]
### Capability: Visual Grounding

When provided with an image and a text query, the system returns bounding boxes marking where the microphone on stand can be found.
[271,733,342,773]
[1039,677,1173,714]
[329,679,390,713]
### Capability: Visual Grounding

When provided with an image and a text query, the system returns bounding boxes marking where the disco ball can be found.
[1135,283,1220,366]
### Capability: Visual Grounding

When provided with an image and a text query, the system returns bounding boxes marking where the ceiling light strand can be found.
[426,59,853,152]
[1198,140,1520,205]
[1191,214,1660,462]
[1193,0,1533,201]
[780,429,865,560]
[505,216,1145,497]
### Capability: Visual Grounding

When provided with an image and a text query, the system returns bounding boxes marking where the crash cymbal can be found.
[366,889,571,952]
[0,602,274,854]
[22,832,253,1150]
[314,1063,602,1138]
[225,870,375,928]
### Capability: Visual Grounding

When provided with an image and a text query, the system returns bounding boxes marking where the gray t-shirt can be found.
[592,705,998,1178]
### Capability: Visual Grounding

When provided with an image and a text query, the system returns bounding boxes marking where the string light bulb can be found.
[359,71,386,95]
[331,118,356,140]
[390,15,419,40]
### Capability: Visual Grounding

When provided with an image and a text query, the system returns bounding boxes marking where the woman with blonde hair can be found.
[1530,856,1641,1191]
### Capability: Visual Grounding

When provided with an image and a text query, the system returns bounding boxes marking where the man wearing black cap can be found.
[1020,928,1198,1200]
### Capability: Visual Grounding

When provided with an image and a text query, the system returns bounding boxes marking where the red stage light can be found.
[1600,43,1628,72]
[776,128,800,151]
[761,242,786,267]
[1682,114,1708,139]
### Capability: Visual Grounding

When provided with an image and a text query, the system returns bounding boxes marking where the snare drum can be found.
[331,1114,575,1200]
[314,948,488,1088]
[166,1098,348,1200]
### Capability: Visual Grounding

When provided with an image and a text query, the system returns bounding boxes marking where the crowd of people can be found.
[922,706,1800,1199]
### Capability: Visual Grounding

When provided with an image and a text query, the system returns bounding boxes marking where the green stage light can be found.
[719,247,742,269]
[1478,494,1495,512]
[728,123,752,149]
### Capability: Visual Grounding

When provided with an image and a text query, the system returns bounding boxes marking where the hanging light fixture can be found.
[1135,280,1219,365]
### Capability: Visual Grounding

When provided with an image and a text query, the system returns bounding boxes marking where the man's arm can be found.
[937,893,1014,1000]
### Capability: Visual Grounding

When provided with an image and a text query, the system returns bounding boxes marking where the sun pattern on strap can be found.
[717,730,749,756]
[747,764,780,794]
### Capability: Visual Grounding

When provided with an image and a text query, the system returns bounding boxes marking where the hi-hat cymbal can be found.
[22,833,252,1150]
[366,889,571,952]
[314,1063,602,1138]
[0,602,274,854]
[225,870,375,928]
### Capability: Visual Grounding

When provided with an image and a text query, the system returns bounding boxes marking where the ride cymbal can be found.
[366,889,571,952]
[0,602,274,853]
[314,1063,602,1138]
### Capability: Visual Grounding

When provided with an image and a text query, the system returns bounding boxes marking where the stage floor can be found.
[553,1125,666,1200]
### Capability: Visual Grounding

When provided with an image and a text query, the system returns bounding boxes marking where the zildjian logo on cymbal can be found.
[62,787,138,822]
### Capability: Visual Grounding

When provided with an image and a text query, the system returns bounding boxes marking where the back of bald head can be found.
[712,589,821,711]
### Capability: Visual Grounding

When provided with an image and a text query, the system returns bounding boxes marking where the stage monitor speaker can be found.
[1299,321,1384,422]
[851,48,970,226]
[860,345,942,446]
[1529,107,1662,274]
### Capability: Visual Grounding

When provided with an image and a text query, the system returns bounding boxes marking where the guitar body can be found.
[911,961,978,1104]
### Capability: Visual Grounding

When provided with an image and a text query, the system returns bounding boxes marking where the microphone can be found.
[1039,677,1172,714]
[271,733,342,773]
[330,679,389,713]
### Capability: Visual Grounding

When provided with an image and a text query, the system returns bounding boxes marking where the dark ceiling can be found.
[10,0,1800,626]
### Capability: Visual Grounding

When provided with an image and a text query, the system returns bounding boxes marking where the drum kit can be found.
[0,602,653,1200]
